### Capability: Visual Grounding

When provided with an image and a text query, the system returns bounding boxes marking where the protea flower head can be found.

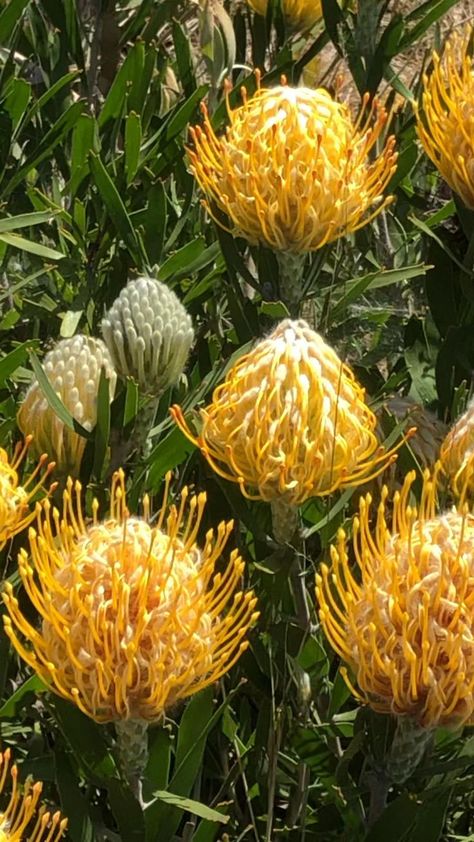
[17,336,117,477]
[0,438,54,550]
[440,397,474,496]
[247,0,322,30]
[0,747,67,841]
[171,320,405,505]
[188,76,397,254]
[101,276,194,397]
[3,470,258,725]
[316,466,474,729]
[416,27,474,209]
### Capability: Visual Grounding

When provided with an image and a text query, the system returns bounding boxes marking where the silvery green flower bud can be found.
[101,276,194,397]
[17,336,117,477]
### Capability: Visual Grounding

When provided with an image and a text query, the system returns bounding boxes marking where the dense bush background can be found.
[2,1,474,840]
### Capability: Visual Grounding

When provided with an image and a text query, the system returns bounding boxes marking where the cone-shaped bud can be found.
[17,336,116,477]
[440,397,474,496]
[317,467,474,729]
[3,471,258,723]
[0,747,67,841]
[172,319,405,505]
[101,276,194,397]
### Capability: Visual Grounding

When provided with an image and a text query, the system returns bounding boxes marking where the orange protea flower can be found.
[3,471,258,724]
[440,398,474,496]
[188,77,397,254]
[171,320,404,505]
[316,467,474,729]
[416,27,474,209]
[247,0,322,30]
[0,747,67,841]
[0,438,54,550]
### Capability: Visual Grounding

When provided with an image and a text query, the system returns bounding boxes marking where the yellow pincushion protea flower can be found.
[316,467,474,729]
[247,0,322,30]
[0,439,54,550]
[440,398,474,496]
[171,320,403,505]
[3,471,258,724]
[0,748,67,841]
[188,77,397,254]
[416,27,474,209]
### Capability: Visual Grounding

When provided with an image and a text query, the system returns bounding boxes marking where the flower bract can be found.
[171,319,401,505]
[0,747,67,841]
[3,471,258,723]
[416,27,474,209]
[189,79,397,253]
[316,467,474,728]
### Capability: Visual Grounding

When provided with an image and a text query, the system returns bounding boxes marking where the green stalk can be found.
[276,251,307,318]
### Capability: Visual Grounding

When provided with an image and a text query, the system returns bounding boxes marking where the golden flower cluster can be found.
[0,439,54,551]
[189,79,397,254]
[3,471,258,723]
[0,748,66,841]
[440,399,474,497]
[172,320,401,505]
[247,0,322,30]
[317,468,474,728]
[417,27,474,209]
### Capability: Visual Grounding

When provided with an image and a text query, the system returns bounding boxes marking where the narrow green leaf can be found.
[164,85,208,143]
[69,114,97,195]
[92,369,112,480]
[0,233,64,260]
[158,239,206,282]
[125,112,142,185]
[4,100,85,196]
[54,750,95,842]
[28,350,91,438]
[147,427,194,491]
[51,696,118,784]
[173,20,196,97]
[89,152,143,265]
[153,792,229,824]
[123,379,139,426]
[0,0,30,42]
[0,211,56,233]
[0,675,47,718]
[0,340,38,385]
[142,182,167,266]
[5,77,30,132]
[20,70,80,131]
[98,41,143,128]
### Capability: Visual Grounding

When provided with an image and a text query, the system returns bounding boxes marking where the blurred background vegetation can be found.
[2,0,474,840]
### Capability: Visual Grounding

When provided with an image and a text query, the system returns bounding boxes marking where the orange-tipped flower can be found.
[3,472,258,723]
[247,0,322,30]
[316,467,474,728]
[416,27,474,209]
[0,439,54,550]
[189,78,397,254]
[171,320,403,504]
[440,398,474,496]
[0,747,67,841]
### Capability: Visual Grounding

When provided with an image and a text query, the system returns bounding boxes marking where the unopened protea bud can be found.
[17,336,117,476]
[101,277,194,397]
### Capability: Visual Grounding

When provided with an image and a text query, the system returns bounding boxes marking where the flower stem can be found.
[276,251,307,318]
[386,716,433,784]
[115,718,149,798]
[131,395,160,460]
[271,500,312,631]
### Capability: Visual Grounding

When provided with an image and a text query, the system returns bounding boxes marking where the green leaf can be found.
[4,100,85,196]
[98,41,144,128]
[0,340,38,385]
[54,749,95,842]
[4,77,30,132]
[123,378,139,426]
[147,427,194,491]
[51,696,118,784]
[0,675,47,718]
[89,152,144,266]
[92,368,112,481]
[142,182,167,266]
[125,111,142,185]
[0,0,30,42]
[0,211,57,233]
[0,232,64,260]
[28,350,91,438]
[365,792,419,842]
[69,114,97,195]
[153,792,229,824]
